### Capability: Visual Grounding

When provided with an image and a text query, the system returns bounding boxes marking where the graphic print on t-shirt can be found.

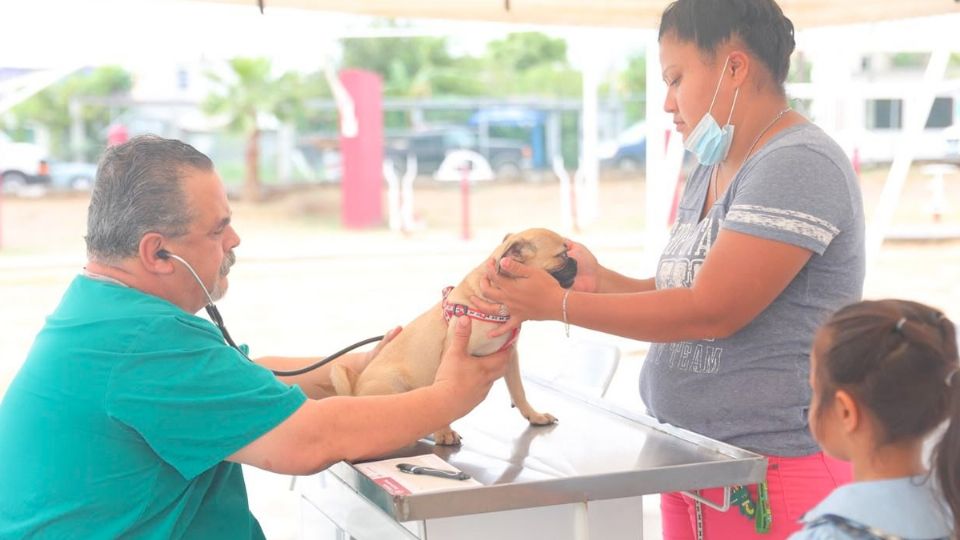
[652,216,723,374]
[641,124,866,456]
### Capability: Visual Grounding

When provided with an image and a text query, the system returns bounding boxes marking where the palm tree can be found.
[203,58,301,201]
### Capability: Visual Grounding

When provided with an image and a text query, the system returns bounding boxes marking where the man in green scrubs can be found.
[0,135,511,539]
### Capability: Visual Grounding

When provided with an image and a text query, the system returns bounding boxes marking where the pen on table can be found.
[396,463,471,481]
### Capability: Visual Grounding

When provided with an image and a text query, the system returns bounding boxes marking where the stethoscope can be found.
[156,249,383,377]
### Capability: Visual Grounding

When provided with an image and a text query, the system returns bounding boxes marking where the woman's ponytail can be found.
[933,314,960,536]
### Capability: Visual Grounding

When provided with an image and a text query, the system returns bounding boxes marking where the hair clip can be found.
[946,368,960,388]
[894,317,907,333]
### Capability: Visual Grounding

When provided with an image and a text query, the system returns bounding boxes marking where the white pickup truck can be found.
[0,131,50,194]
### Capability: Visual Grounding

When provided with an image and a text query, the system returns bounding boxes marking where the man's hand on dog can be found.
[433,316,512,415]
[475,257,564,338]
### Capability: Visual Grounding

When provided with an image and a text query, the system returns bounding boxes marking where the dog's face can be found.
[494,228,578,288]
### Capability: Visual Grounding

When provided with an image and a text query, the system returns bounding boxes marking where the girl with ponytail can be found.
[791,299,958,539]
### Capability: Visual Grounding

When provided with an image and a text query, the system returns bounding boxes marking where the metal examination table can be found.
[299,377,766,539]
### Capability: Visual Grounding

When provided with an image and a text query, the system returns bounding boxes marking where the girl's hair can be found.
[817,299,960,532]
[658,0,796,91]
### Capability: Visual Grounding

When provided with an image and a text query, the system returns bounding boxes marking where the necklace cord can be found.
[712,107,792,202]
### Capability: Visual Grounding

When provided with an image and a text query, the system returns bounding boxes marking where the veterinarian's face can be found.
[496,229,578,288]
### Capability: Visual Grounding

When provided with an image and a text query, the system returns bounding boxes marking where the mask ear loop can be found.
[725,87,740,126]
[706,56,732,116]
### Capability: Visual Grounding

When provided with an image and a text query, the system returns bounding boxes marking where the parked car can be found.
[600,122,647,172]
[387,126,532,180]
[48,160,98,191]
[600,122,695,173]
[0,132,50,194]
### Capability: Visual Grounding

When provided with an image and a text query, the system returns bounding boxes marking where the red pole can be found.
[0,175,4,250]
[460,164,471,240]
[340,70,384,229]
[668,171,684,226]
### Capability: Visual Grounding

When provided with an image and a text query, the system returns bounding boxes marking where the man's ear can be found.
[139,233,172,273]
[834,389,860,434]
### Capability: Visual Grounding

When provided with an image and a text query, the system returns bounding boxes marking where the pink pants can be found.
[661,452,851,540]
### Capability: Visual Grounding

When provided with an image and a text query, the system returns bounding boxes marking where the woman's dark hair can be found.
[658,0,796,91]
[817,299,960,532]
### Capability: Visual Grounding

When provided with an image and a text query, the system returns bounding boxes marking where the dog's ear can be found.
[501,232,513,243]
[503,239,536,263]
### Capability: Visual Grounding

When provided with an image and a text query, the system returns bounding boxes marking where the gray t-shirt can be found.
[640,123,865,456]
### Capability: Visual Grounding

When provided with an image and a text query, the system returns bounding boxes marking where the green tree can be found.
[890,52,928,69]
[481,33,581,98]
[486,32,567,71]
[339,31,584,103]
[341,36,484,98]
[948,53,960,77]
[203,58,302,201]
[618,54,646,123]
[9,66,132,160]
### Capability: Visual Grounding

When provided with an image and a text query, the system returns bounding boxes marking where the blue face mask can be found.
[684,57,740,166]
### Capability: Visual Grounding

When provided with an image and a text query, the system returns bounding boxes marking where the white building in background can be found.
[850,53,960,164]
[789,16,960,165]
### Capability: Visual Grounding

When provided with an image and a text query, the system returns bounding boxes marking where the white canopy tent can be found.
[194,0,960,29]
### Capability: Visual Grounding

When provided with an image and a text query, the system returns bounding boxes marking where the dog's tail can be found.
[330,365,358,396]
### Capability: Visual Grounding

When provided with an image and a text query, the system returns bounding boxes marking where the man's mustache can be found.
[220,251,236,277]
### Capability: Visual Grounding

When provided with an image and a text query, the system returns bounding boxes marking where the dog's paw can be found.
[526,412,558,425]
[433,427,462,446]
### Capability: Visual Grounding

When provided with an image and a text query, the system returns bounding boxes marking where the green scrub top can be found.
[0,276,307,539]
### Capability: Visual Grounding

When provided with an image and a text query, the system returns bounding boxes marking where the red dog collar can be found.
[441,286,519,351]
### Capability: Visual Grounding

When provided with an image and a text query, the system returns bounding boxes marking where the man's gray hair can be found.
[85,135,214,262]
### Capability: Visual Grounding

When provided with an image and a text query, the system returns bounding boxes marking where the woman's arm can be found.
[566,239,656,294]
[481,229,811,342]
[595,267,657,294]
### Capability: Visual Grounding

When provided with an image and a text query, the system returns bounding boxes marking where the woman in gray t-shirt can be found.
[476,0,865,538]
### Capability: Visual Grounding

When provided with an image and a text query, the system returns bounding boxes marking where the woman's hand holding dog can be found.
[433,316,512,418]
[475,257,564,338]
[472,239,600,339]
[566,239,601,293]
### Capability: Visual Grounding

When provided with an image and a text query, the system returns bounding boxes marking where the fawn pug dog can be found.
[331,228,577,445]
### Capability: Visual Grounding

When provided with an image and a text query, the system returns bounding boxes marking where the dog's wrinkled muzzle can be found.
[549,257,578,289]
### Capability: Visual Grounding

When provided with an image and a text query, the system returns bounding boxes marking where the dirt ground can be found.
[2,165,958,425]
[2,166,959,375]
[3,165,958,252]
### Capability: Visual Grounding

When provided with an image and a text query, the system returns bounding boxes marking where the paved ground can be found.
[1,168,958,538]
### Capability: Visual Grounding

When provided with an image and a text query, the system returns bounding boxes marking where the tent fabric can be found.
[198,0,960,29]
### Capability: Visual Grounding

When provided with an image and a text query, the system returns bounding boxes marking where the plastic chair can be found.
[552,340,621,398]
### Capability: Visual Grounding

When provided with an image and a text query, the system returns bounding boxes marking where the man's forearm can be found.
[256,354,366,399]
